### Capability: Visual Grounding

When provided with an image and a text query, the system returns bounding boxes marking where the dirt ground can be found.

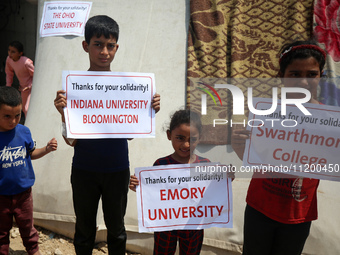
[9,225,139,255]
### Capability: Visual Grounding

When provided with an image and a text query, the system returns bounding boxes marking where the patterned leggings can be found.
[154,230,203,255]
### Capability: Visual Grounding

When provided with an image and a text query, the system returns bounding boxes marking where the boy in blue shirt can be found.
[0,86,58,255]
[54,15,160,255]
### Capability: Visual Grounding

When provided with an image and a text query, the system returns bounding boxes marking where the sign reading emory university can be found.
[135,163,233,233]
[62,71,155,139]
[40,1,92,37]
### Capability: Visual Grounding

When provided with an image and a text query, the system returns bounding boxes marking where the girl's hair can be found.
[9,41,24,53]
[279,40,326,75]
[169,109,202,135]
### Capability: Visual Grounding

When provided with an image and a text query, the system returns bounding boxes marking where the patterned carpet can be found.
[187,0,314,144]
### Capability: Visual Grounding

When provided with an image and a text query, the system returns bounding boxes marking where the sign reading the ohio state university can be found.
[40,1,92,37]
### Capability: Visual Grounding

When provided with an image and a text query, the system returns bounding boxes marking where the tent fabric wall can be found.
[25,0,340,254]
[187,0,314,145]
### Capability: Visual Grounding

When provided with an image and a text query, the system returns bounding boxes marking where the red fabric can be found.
[246,172,319,224]
[314,0,340,62]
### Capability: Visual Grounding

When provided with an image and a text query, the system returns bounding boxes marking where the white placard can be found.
[40,1,92,37]
[62,71,155,138]
[135,163,233,233]
[243,98,340,181]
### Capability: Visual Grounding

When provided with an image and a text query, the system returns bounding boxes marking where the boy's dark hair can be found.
[9,41,24,53]
[85,15,119,44]
[0,86,22,107]
[169,109,202,135]
[279,39,326,75]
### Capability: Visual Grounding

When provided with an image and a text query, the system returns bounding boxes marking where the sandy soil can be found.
[9,225,139,255]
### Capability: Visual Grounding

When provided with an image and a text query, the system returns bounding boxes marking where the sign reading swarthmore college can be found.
[243,98,340,181]
[62,71,155,139]
[135,163,233,233]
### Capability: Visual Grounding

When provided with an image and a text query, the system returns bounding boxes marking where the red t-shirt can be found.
[246,172,319,224]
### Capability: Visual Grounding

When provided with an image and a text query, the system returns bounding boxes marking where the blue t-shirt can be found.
[72,138,129,172]
[0,124,35,195]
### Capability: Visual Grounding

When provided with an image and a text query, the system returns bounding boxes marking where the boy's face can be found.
[0,104,22,132]
[82,35,119,71]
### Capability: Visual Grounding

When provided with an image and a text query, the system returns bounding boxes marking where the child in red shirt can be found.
[232,40,327,255]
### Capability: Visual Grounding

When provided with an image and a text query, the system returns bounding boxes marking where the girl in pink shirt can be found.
[5,41,34,117]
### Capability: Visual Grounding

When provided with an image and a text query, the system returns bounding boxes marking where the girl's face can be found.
[281,57,321,102]
[167,123,200,164]
[8,46,23,62]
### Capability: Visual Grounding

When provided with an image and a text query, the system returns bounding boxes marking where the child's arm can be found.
[227,164,235,181]
[22,59,35,92]
[30,138,58,160]
[25,58,34,77]
[129,175,139,192]
[152,93,160,113]
[54,90,77,146]
[54,90,67,122]
[231,125,250,160]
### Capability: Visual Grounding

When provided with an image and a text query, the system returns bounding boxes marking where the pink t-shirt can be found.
[5,56,34,91]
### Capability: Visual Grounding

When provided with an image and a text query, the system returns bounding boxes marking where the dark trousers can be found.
[71,167,130,255]
[0,188,39,255]
[153,230,203,255]
[243,205,311,255]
